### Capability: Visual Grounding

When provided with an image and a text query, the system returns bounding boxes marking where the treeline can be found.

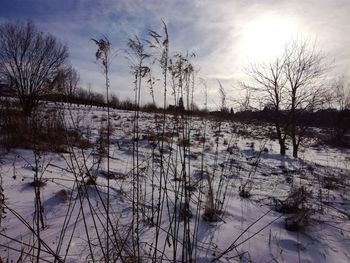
[234,108,348,128]
[234,108,350,144]
[41,88,137,110]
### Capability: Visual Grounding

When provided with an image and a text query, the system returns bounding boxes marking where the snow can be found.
[0,104,349,262]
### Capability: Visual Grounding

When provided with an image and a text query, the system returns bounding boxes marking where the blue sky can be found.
[1,0,349,108]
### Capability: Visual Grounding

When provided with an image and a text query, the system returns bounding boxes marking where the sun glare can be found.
[239,14,299,63]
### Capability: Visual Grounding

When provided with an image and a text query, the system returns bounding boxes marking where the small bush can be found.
[322,176,340,190]
[29,180,47,187]
[274,186,314,232]
[0,104,91,152]
[142,102,158,111]
[56,189,69,202]
[274,186,312,214]
[202,207,221,222]
[84,175,97,185]
[239,187,251,198]
[239,182,252,198]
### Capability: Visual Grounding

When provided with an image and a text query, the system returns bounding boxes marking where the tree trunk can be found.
[292,140,298,158]
[22,99,35,117]
[280,141,286,155]
[290,113,298,158]
[275,123,286,155]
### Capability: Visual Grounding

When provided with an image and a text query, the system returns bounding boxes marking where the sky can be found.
[0,0,349,109]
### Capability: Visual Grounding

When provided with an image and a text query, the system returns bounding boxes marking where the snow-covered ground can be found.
[0,104,349,262]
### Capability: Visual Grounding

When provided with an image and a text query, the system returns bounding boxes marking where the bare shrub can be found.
[274,186,312,214]
[29,180,47,188]
[0,103,90,152]
[274,186,314,231]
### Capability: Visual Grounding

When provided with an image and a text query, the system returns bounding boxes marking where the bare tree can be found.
[63,67,79,98]
[332,77,350,144]
[0,21,68,116]
[284,40,329,157]
[49,66,79,102]
[239,89,254,112]
[246,39,329,157]
[245,58,289,155]
[109,93,120,108]
[75,86,89,104]
[334,77,350,111]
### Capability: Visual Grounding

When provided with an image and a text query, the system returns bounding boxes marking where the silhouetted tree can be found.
[109,93,120,108]
[334,77,350,111]
[246,39,329,157]
[284,40,328,157]
[332,77,350,144]
[0,21,68,116]
[63,67,79,98]
[245,57,288,155]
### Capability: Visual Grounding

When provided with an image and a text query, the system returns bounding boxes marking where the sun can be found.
[239,14,300,63]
